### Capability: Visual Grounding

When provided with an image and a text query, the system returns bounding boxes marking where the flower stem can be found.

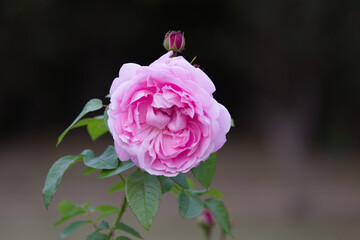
[202,225,212,240]
[205,232,211,240]
[170,51,177,57]
[108,194,127,238]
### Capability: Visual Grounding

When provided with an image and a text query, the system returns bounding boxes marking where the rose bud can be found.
[163,30,185,53]
[197,209,215,226]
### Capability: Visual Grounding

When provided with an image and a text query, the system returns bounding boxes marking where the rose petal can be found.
[110,63,141,95]
[146,106,171,129]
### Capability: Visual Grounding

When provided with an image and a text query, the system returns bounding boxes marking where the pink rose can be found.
[107,51,231,177]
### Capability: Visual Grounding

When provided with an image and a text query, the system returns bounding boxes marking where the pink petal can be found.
[146,106,171,129]
[110,63,141,95]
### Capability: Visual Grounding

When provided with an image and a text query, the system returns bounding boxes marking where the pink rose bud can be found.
[163,30,185,53]
[197,209,215,226]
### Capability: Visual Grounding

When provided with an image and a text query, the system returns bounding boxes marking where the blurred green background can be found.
[1,0,360,239]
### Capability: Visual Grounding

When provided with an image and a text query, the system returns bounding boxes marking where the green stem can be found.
[202,225,212,240]
[114,195,127,226]
[86,211,97,229]
[119,174,125,182]
[205,230,211,240]
[174,184,182,192]
[108,195,127,238]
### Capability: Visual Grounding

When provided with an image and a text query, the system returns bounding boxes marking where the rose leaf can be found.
[42,155,82,209]
[83,146,119,170]
[98,160,135,178]
[125,171,161,231]
[115,222,143,239]
[57,98,103,146]
[60,220,92,238]
[178,189,204,219]
[170,172,189,189]
[85,232,110,240]
[204,198,233,238]
[191,152,217,189]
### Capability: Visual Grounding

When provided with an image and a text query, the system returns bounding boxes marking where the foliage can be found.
[43,97,233,239]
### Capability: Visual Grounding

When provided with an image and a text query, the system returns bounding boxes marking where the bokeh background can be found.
[1,0,360,239]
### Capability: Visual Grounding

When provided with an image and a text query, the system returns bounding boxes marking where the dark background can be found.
[2,0,359,150]
[1,0,360,239]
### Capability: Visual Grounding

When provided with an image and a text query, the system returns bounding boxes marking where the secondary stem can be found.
[108,194,128,238]
[86,211,97,229]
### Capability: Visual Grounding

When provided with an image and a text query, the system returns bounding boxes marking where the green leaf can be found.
[186,189,208,196]
[42,155,81,209]
[61,220,91,238]
[231,118,235,127]
[98,160,135,178]
[95,205,119,212]
[96,220,110,231]
[192,153,217,189]
[97,209,120,222]
[108,180,125,194]
[87,117,108,140]
[186,188,223,199]
[158,176,175,194]
[186,177,195,190]
[171,173,189,189]
[82,202,95,213]
[204,198,233,237]
[116,237,131,240]
[169,184,180,196]
[83,167,97,175]
[125,171,161,231]
[58,201,78,216]
[57,99,103,146]
[178,189,204,219]
[74,117,108,141]
[115,222,143,239]
[86,232,110,240]
[95,205,120,221]
[84,146,119,170]
[104,105,110,132]
[54,208,86,226]
[205,189,223,199]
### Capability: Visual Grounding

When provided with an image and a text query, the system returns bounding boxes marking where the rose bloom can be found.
[107,51,231,177]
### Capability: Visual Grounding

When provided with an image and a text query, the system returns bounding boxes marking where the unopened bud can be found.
[163,30,185,53]
[197,209,215,226]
